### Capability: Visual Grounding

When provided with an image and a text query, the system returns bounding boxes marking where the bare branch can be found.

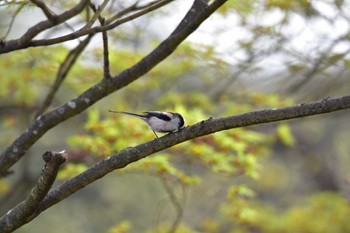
[35,35,93,118]
[105,0,170,25]
[0,0,89,54]
[101,21,111,79]
[12,0,174,49]
[89,3,111,79]
[0,2,27,40]
[288,33,350,93]
[105,1,139,24]
[0,151,67,233]
[81,0,109,31]
[30,0,56,21]
[0,0,229,176]
[16,95,350,223]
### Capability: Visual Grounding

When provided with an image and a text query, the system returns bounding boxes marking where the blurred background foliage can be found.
[0,0,350,232]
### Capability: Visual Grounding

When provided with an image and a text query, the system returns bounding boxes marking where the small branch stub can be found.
[42,150,67,165]
[0,150,68,233]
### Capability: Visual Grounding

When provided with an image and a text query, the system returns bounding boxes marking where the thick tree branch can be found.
[0,0,228,176]
[11,95,350,225]
[0,151,67,233]
[0,0,89,54]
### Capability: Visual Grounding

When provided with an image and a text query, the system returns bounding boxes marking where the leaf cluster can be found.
[221,192,350,233]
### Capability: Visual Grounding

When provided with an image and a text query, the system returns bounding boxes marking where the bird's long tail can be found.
[108,110,146,119]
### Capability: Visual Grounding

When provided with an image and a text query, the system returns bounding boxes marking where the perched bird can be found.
[108,110,185,138]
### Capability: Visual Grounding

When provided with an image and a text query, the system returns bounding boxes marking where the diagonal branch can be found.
[11,95,350,225]
[0,150,67,233]
[0,0,229,176]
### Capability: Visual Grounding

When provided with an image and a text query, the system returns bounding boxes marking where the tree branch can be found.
[0,0,89,54]
[0,0,228,176]
[89,3,111,79]
[11,0,174,49]
[105,0,171,25]
[0,2,28,41]
[11,95,350,225]
[81,0,109,31]
[0,151,67,233]
[101,20,111,79]
[288,33,350,93]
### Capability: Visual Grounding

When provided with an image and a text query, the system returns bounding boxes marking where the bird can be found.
[108,110,185,138]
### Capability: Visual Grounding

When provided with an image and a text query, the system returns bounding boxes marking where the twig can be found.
[89,3,111,79]
[0,150,67,233]
[288,33,350,93]
[101,19,111,79]
[105,0,169,24]
[81,0,109,31]
[35,35,93,118]
[105,1,139,24]
[0,2,27,40]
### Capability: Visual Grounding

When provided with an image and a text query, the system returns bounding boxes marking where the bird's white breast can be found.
[147,116,180,132]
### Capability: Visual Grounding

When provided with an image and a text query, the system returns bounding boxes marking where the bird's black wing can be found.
[144,111,172,121]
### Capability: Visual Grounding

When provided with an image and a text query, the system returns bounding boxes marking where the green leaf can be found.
[277,123,296,147]
[227,185,255,200]
[57,163,89,180]
[108,221,131,233]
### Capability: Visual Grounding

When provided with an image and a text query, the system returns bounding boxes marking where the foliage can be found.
[0,47,65,106]
[276,123,295,147]
[108,221,131,233]
[0,180,10,194]
[221,192,350,233]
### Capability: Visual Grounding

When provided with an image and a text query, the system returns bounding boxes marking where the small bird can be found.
[108,110,185,138]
